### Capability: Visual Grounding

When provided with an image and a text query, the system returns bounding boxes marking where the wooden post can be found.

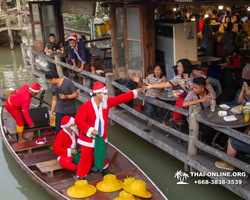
[16,0,22,29]
[27,30,34,69]
[188,105,200,172]
[22,0,28,24]
[54,55,64,77]
[105,73,116,125]
[3,0,14,50]
[20,43,28,67]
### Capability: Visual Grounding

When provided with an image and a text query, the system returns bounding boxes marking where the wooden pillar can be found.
[188,105,200,172]
[27,30,34,69]
[20,43,28,67]
[54,55,64,77]
[16,0,22,29]
[109,4,119,80]
[21,0,28,24]
[105,73,116,125]
[3,0,14,50]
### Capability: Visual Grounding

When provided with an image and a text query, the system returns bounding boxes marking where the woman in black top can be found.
[201,18,213,56]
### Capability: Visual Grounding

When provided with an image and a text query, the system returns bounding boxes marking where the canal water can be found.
[0,46,243,200]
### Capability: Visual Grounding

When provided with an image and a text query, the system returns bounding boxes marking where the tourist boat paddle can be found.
[0,87,167,200]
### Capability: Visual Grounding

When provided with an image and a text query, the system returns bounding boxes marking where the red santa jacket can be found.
[8,85,34,126]
[53,128,79,161]
[75,90,138,148]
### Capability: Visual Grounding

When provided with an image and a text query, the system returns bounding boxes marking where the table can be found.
[157,91,178,102]
[157,91,178,122]
[199,106,250,128]
[198,56,223,80]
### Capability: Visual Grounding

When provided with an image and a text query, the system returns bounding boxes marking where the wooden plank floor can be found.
[12,134,56,152]
[22,151,57,167]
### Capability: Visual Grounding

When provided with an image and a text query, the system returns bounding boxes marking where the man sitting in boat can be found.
[53,115,79,172]
[5,83,42,143]
[75,82,142,180]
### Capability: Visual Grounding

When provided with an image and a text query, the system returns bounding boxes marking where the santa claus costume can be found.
[75,82,138,178]
[53,116,79,172]
[5,83,41,133]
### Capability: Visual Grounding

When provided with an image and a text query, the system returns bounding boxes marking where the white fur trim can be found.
[91,98,105,137]
[29,87,40,93]
[68,35,77,41]
[57,156,61,161]
[86,127,95,138]
[77,138,107,148]
[61,117,74,128]
[67,148,72,157]
[63,128,76,149]
[92,87,108,94]
[103,163,109,169]
[132,89,138,99]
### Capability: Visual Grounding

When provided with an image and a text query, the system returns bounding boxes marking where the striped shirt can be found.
[146,74,167,98]
[169,70,214,93]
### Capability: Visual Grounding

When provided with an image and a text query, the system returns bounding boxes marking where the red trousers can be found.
[77,145,108,177]
[59,157,78,172]
[5,100,25,132]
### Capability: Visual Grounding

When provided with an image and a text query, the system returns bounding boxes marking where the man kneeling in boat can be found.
[75,81,142,180]
[53,115,80,172]
[5,83,42,143]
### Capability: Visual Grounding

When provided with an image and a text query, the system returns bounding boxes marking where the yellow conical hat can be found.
[67,180,96,198]
[123,180,152,198]
[114,191,141,200]
[96,174,123,192]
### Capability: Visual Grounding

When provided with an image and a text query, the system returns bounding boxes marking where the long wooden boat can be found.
[0,88,167,200]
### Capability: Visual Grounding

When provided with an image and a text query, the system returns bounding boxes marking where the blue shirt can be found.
[68,42,92,64]
[97,106,101,136]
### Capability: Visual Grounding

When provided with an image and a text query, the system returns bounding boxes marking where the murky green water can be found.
[0,46,243,200]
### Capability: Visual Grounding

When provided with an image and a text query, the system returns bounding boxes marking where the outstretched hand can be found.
[136,88,143,95]
[142,84,152,91]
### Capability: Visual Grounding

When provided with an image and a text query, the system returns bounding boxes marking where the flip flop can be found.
[24,138,30,141]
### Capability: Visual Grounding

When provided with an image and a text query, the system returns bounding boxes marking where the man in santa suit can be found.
[75,81,142,179]
[5,83,42,143]
[53,115,80,172]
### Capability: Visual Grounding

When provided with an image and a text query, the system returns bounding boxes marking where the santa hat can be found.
[68,34,78,41]
[29,83,42,93]
[61,116,75,128]
[90,82,108,96]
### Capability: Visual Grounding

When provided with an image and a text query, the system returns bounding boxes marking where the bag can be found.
[242,63,250,80]
[172,93,186,119]
[94,135,106,172]
[72,149,81,164]
[24,107,50,128]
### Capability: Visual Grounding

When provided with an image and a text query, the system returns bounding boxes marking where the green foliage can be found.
[68,14,94,31]
[96,6,109,18]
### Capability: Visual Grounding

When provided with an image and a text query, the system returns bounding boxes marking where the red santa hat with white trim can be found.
[29,82,42,93]
[61,116,75,128]
[68,34,78,41]
[90,81,108,96]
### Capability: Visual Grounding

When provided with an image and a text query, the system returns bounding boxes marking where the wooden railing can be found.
[21,43,250,198]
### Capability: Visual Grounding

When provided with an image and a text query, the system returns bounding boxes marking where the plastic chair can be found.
[220,89,241,106]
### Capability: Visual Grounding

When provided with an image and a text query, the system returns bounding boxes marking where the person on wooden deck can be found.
[182,77,217,146]
[53,116,79,172]
[5,83,42,143]
[45,70,78,134]
[75,82,142,180]
[215,127,250,170]
[44,33,64,74]
[132,63,167,127]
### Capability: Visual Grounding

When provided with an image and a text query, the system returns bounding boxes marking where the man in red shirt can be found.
[5,83,42,143]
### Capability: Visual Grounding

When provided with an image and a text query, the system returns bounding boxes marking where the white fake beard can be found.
[70,126,79,136]
[102,94,108,109]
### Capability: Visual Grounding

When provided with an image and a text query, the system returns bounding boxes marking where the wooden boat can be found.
[0,88,167,200]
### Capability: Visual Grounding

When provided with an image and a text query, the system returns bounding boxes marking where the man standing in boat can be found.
[75,82,142,179]
[45,70,78,134]
[53,115,79,172]
[5,83,42,143]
